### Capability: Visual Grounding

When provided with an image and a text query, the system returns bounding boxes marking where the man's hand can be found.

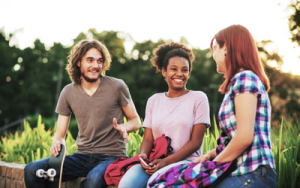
[50,114,69,157]
[113,118,128,143]
[50,140,62,157]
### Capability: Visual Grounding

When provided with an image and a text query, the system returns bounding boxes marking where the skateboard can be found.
[36,144,66,188]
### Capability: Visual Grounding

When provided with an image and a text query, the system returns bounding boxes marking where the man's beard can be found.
[81,72,100,83]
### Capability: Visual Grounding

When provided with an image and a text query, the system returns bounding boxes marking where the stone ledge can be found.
[0,161,116,188]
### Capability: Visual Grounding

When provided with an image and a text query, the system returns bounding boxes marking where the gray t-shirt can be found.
[55,76,131,157]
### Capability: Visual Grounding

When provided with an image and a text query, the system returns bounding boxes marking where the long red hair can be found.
[210,25,270,94]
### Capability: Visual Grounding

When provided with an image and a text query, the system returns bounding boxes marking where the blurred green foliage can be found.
[1,26,300,132]
[288,0,300,46]
[1,115,299,188]
[271,117,300,188]
[0,115,77,164]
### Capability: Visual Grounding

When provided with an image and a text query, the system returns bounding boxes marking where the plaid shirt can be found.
[218,70,275,176]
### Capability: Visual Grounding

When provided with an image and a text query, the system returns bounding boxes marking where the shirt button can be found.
[245,182,248,185]
[248,179,251,182]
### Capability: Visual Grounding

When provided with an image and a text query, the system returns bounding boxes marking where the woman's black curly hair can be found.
[150,42,195,72]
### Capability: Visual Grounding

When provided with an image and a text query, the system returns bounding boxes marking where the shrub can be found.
[0,115,142,163]
[0,115,299,187]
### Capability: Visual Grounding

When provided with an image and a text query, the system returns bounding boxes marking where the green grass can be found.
[0,115,299,187]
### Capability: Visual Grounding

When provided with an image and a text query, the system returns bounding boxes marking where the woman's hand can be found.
[194,149,216,163]
[138,153,152,170]
[145,159,168,175]
[194,154,211,163]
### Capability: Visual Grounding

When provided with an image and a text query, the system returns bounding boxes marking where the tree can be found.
[0,30,69,128]
[257,39,300,124]
[288,0,300,46]
[1,28,300,132]
[0,30,23,125]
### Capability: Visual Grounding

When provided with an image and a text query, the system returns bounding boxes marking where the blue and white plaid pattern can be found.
[218,70,275,176]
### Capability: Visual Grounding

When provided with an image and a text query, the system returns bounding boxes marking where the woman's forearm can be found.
[213,132,252,162]
[163,140,202,165]
[213,93,257,163]
[205,149,217,159]
[164,123,207,165]
[140,138,153,158]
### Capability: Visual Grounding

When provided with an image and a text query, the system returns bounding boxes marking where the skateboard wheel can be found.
[36,169,45,178]
[47,168,56,177]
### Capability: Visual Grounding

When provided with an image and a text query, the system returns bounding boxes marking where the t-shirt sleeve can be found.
[118,79,131,107]
[143,97,153,129]
[55,87,72,116]
[194,93,211,128]
[231,71,261,97]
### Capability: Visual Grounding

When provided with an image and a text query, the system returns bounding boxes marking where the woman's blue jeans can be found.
[24,153,120,188]
[119,160,191,188]
[214,165,277,188]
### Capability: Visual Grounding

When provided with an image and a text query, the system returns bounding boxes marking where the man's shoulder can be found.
[64,82,76,88]
[103,76,127,88]
[104,76,125,82]
[62,83,79,92]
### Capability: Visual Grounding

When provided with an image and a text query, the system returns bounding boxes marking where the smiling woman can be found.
[162,56,190,94]
[118,42,211,188]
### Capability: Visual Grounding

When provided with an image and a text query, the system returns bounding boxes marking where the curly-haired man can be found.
[24,39,141,188]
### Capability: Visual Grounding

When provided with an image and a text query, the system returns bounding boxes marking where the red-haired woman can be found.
[194,25,277,187]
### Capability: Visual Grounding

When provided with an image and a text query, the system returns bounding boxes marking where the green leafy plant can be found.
[272,118,300,188]
[0,115,143,163]
[0,115,299,187]
[0,115,76,164]
[202,116,220,154]
[125,117,143,158]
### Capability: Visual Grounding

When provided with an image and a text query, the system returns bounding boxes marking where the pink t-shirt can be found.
[143,91,210,160]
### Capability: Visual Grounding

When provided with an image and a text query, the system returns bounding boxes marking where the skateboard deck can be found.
[36,144,66,188]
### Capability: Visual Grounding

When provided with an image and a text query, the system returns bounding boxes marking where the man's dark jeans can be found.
[24,153,120,188]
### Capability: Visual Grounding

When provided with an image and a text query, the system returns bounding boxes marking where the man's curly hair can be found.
[150,42,195,73]
[66,39,112,84]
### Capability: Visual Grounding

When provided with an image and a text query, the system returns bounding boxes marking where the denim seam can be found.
[253,173,276,188]
[254,170,277,181]
[237,174,256,188]
[237,175,246,184]
[137,177,150,188]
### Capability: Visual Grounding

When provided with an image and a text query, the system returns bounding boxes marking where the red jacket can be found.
[104,134,172,186]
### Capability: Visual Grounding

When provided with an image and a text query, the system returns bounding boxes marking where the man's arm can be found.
[121,100,141,132]
[113,100,141,143]
[50,114,70,157]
